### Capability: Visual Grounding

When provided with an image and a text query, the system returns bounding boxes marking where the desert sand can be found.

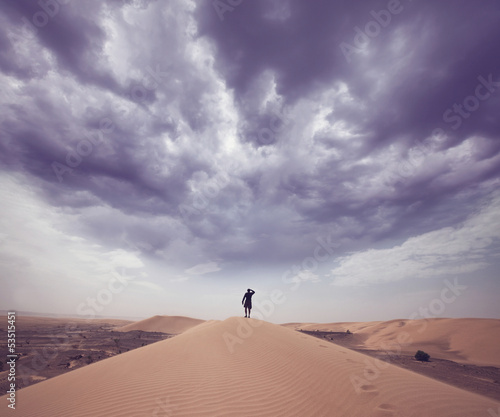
[282,318,500,367]
[4,317,499,416]
[116,315,205,334]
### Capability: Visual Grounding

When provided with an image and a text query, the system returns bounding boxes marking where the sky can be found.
[1,0,499,324]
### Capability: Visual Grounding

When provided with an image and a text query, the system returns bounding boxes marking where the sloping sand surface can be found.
[6,317,499,416]
[116,315,205,334]
[284,318,500,367]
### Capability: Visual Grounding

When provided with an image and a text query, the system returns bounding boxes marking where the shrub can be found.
[415,350,430,362]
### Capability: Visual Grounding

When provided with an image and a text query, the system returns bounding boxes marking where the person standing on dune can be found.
[242,288,255,318]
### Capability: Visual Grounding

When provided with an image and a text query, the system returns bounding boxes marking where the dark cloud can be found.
[198,0,500,149]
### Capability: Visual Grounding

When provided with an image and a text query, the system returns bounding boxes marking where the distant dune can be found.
[5,317,499,416]
[115,314,205,334]
[282,318,500,367]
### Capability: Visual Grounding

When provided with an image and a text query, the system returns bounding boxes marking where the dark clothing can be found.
[242,290,255,309]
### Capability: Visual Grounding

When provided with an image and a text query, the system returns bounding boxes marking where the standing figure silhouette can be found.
[242,288,255,318]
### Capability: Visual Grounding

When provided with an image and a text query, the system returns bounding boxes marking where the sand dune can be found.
[116,315,205,334]
[283,318,500,367]
[5,317,499,416]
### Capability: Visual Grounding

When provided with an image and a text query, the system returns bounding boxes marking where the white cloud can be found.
[0,174,146,291]
[105,249,144,269]
[132,280,165,292]
[184,261,221,276]
[290,270,321,284]
[331,194,500,286]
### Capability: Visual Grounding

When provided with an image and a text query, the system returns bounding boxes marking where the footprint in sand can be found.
[360,384,379,394]
[377,403,397,411]
[357,384,380,406]
[373,403,398,416]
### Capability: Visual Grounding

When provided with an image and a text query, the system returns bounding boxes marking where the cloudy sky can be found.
[1,0,499,323]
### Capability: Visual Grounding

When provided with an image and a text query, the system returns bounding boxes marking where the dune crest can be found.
[5,317,499,416]
[116,315,205,334]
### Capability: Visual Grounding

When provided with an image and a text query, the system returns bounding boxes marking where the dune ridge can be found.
[116,315,205,334]
[283,318,500,367]
[4,317,499,416]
